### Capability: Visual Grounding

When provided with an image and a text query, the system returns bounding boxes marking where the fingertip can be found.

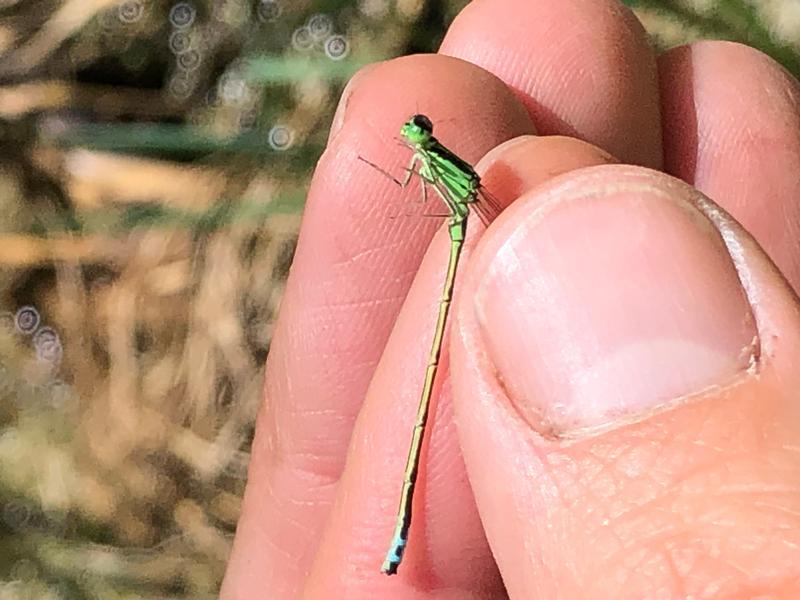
[332,53,534,159]
[328,61,382,145]
[442,0,662,167]
[658,40,800,291]
[477,135,617,203]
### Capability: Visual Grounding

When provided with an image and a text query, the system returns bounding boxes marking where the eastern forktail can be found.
[360,114,503,575]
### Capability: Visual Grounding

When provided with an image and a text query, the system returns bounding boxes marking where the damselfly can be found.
[359,114,503,575]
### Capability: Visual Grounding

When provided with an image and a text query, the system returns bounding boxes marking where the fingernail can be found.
[327,63,378,145]
[476,175,758,436]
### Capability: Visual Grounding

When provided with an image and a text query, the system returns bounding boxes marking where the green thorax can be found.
[422,137,481,205]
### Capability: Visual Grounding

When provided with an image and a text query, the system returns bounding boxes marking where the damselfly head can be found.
[401,114,433,144]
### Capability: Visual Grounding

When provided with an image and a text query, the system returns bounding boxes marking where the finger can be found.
[659,41,800,291]
[221,55,534,599]
[453,165,800,598]
[301,137,616,598]
[440,0,662,168]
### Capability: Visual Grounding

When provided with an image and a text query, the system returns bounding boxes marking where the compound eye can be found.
[412,114,433,134]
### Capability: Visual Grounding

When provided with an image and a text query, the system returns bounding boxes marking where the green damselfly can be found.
[359,114,503,575]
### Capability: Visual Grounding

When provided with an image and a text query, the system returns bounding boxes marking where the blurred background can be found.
[0,0,797,597]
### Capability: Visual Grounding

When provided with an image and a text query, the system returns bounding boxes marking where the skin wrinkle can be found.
[335,241,410,267]
[603,486,687,536]
[260,469,315,539]
[596,538,692,596]
[283,495,334,510]
[610,490,799,592]
[258,522,298,563]
[612,440,659,480]
[573,479,630,554]
[516,372,800,592]
[287,406,349,418]
[701,489,800,520]
[283,424,351,458]
[283,430,348,458]
[270,382,354,464]
[611,544,674,589]
[528,462,600,592]
[320,294,409,312]
[663,548,690,600]
[272,441,344,485]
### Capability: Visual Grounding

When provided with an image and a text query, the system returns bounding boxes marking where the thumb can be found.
[452,165,800,598]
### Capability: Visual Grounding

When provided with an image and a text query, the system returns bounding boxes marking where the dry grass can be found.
[0,158,300,596]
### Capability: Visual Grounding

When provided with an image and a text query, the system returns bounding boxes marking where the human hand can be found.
[222,0,800,597]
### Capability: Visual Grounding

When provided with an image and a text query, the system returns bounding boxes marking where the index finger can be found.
[221,54,534,599]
